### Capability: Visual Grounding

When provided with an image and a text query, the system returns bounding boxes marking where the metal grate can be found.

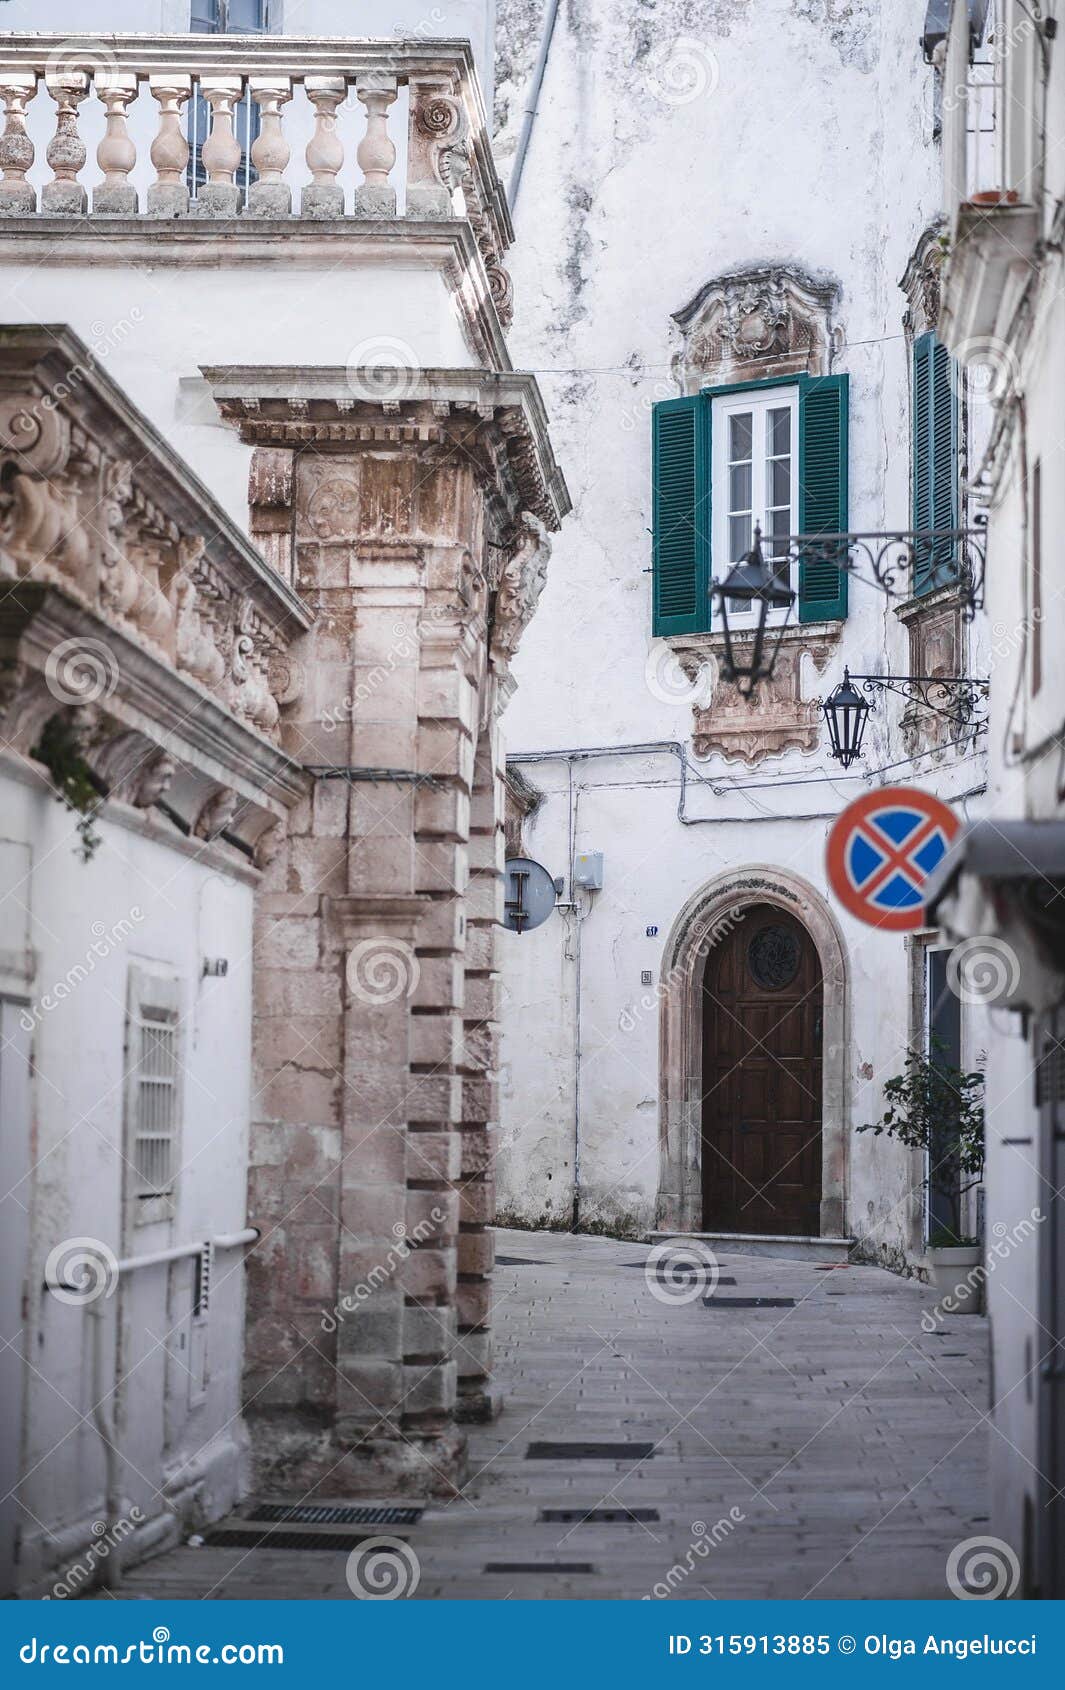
[203,1528,376,1551]
[704,1296,795,1309]
[539,1507,660,1524]
[525,1442,655,1461]
[247,1504,422,1526]
[132,1009,179,1196]
[483,1562,597,1574]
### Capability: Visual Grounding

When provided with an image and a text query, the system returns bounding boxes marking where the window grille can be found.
[125,967,183,1208]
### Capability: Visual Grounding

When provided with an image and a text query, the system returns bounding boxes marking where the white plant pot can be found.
[923,1245,984,1316]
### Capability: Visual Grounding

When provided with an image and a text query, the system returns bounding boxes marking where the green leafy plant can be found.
[858,1039,984,1248]
[32,714,108,862]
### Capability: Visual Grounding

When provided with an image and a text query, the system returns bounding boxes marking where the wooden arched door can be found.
[701,905,823,1235]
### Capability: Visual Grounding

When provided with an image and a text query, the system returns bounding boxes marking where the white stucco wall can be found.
[0,766,256,1591]
[494,0,989,1253]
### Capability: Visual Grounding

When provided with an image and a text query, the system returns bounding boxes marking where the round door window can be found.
[747,924,801,990]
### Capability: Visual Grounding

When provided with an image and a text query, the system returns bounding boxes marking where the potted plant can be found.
[859,1042,985,1314]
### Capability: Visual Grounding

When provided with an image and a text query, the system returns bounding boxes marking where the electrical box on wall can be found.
[573,851,604,891]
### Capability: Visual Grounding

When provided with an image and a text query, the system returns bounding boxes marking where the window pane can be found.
[768,506,791,543]
[769,456,791,507]
[729,461,752,513]
[728,513,752,561]
[729,413,752,461]
[768,407,791,455]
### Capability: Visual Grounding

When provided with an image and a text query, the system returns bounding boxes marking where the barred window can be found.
[125,969,182,1206]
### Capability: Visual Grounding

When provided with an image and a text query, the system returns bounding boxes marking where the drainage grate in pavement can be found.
[539,1507,660,1524]
[525,1441,656,1461]
[495,1255,548,1266]
[247,1504,422,1526]
[203,1528,376,1551]
[483,1562,598,1574]
[704,1296,796,1309]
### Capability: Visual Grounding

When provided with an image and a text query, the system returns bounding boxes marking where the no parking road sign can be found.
[826,786,960,932]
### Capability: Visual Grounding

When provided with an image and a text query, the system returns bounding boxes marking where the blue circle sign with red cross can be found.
[826,786,960,932]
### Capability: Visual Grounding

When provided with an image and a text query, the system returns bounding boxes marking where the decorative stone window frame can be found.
[670,263,843,394]
[656,866,849,1240]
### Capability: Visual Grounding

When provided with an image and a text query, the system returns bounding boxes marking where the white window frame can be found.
[124,965,183,1229]
[711,384,799,627]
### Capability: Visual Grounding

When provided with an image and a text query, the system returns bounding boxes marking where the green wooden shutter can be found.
[912,332,958,596]
[798,373,849,622]
[651,394,710,636]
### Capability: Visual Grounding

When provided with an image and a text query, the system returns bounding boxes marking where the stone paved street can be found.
[117,1230,989,1602]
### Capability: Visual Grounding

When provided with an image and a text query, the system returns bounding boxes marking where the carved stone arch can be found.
[657,865,849,1238]
[671,263,843,390]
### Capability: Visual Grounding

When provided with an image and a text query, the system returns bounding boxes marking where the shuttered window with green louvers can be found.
[911,331,958,596]
[650,376,849,635]
[651,395,710,635]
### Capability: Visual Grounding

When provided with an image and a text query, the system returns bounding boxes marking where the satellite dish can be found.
[503,857,557,934]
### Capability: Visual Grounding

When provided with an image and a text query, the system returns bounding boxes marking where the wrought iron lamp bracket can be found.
[784,525,987,620]
[849,673,990,729]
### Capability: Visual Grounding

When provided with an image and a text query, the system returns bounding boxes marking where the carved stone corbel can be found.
[194,785,239,840]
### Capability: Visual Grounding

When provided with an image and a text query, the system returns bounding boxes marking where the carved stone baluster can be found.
[0,75,38,214]
[248,78,292,216]
[406,74,464,219]
[42,74,88,215]
[194,78,244,216]
[147,77,191,216]
[355,72,397,217]
[302,76,346,217]
[93,74,139,214]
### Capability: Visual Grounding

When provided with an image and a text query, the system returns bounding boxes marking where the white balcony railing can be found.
[0,34,511,295]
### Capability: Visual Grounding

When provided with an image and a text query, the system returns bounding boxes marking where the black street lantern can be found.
[822,667,872,768]
[711,525,796,697]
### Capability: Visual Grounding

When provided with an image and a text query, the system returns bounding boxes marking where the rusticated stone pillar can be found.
[454,723,507,1417]
[218,373,566,1498]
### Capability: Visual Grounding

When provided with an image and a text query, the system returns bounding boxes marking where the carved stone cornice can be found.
[201,366,571,534]
[0,325,310,749]
[0,583,307,851]
[671,265,843,389]
[901,219,948,339]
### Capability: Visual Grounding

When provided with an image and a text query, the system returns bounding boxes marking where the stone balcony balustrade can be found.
[0,34,513,323]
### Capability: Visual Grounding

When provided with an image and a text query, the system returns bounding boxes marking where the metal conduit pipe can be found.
[506,0,561,212]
